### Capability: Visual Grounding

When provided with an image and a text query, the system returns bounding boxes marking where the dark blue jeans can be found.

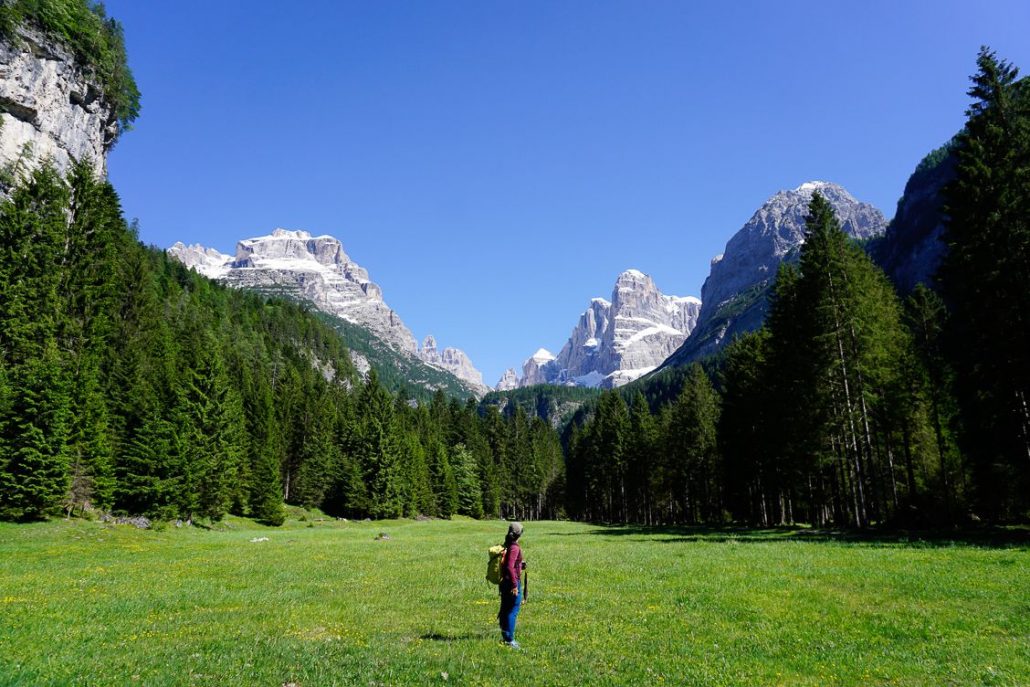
[498,582,522,642]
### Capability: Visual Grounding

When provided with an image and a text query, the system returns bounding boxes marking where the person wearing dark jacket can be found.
[498,521,525,648]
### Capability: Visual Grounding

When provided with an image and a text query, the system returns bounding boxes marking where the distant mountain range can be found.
[168,170,951,401]
[168,230,489,397]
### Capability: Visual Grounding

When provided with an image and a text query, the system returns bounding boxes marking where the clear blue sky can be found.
[104,0,1030,387]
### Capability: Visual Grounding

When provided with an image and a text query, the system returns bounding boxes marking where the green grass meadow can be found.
[0,516,1027,686]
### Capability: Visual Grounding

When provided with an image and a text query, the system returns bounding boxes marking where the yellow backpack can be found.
[485,545,506,585]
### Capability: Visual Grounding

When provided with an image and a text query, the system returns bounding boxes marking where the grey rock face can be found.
[418,335,487,392]
[495,368,519,391]
[517,269,700,388]
[521,349,558,387]
[168,229,487,393]
[872,143,956,295]
[699,181,886,323]
[0,26,117,178]
[663,181,887,368]
[555,298,610,381]
[167,242,231,279]
[170,229,416,354]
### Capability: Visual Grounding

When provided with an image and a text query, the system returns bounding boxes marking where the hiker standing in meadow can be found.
[498,521,525,649]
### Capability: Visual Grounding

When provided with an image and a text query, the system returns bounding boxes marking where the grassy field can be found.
[0,515,1027,687]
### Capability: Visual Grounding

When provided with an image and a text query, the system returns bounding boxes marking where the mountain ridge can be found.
[660,181,887,370]
[168,229,488,396]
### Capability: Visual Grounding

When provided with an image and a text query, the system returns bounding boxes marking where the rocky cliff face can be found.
[662,181,887,368]
[514,269,700,389]
[495,368,518,391]
[520,348,559,387]
[0,26,117,178]
[700,181,886,320]
[168,229,488,394]
[418,335,485,389]
[871,143,956,294]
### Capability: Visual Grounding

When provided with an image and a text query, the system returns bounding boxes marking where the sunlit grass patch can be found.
[0,517,1026,686]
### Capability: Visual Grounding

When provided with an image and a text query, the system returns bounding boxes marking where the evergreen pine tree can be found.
[939,48,1030,518]
[64,358,115,514]
[428,439,459,518]
[0,343,71,519]
[452,443,483,518]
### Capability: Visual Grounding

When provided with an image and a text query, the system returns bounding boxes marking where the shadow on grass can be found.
[419,632,487,642]
[548,524,1030,549]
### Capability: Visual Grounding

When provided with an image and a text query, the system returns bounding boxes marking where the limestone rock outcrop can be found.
[662,181,887,368]
[699,181,886,317]
[495,368,518,391]
[520,349,558,387]
[514,270,701,389]
[0,26,117,178]
[417,335,485,390]
[168,229,488,394]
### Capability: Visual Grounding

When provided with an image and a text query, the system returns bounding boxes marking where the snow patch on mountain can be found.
[511,269,701,389]
[168,229,488,394]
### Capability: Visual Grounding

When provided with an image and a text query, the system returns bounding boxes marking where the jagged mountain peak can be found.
[794,180,830,193]
[703,181,886,315]
[616,268,647,281]
[515,269,700,389]
[168,230,488,396]
[661,180,887,369]
[495,368,519,391]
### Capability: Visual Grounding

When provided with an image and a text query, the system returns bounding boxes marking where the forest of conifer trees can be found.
[0,49,1026,528]
[0,163,564,524]
[565,49,1029,527]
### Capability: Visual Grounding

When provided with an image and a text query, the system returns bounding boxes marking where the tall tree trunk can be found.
[900,420,918,507]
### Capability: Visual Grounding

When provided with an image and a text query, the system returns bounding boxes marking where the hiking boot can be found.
[506,640,521,650]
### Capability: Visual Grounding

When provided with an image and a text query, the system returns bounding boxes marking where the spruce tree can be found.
[428,439,458,518]
[665,365,720,523]
[719,330,774,524]
[940,48,1030,518]
[903,285,964,518]
[452,443,483,518]
[65,358,115,514]
[175,334,243,521]
[0,344,71,519]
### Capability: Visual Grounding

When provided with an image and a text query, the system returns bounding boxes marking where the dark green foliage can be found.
[868,139,958,294]
[572,192,966,527]
[174,333,245,520]
[0,344,70,519]
[566,367,721,524]
[64,358,115,513]
[0,164,561,525]
[0,0,140,130]
[664,365,721,523]
[451,443,483,518]
[479,384,601,429]
[314,312,480,401]
[939,49,1030,520]
[901,285,964,516]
